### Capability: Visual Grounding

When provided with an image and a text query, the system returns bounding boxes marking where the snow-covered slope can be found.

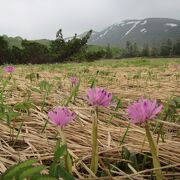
[86,18,180,47]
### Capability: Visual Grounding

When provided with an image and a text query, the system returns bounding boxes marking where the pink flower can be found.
[48,107,76,127]
[87,88,112,107]
[173,64,180,71]
[127,98,163,124]
[70,76,78,86]
[4,66,15,73]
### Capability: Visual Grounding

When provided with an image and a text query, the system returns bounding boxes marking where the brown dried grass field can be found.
[0,58,180,179]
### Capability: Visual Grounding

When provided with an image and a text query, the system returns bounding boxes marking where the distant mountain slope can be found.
[85,18,180,47]
[34,39,51,47]
[2,35,51,48]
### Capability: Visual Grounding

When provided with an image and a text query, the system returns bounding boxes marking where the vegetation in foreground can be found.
[0,58,180,179]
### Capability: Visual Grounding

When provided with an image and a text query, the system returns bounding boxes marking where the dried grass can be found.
[0,63,180,179]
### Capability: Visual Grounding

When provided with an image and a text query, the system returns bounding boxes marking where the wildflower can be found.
[127,97,163,179]
[48,107,76,127]
[48,107,75,174]
[87,88,112,107]
[4,66,15,73]
[70,76,78,86]
[127,97,163,124]
[87,87,112,174]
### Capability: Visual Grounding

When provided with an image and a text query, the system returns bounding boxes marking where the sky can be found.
[0,0,180,40]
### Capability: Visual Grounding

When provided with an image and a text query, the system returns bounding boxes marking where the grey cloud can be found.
[0,0,180,39]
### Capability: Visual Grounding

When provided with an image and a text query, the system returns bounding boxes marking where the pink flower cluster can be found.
[70,76,78,86]
[48,107,76,127]
[48,87,163,128]
[87,88,112,107]
[48,87,112,127]
[4,66,15,73]
[127,97,163,124]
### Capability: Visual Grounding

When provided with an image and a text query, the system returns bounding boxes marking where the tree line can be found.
[120,39,180,58]
[0,29,91,64]
[0,29,115,64]
[1,29,180,64]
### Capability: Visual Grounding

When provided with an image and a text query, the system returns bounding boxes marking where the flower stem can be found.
[145,123,163,180]
[58,127,72,174]
[90,107,98,174]
[41,92,48,112]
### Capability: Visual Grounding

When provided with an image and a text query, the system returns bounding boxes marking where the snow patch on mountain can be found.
[141,20,147,25]
[140,28,147,33]
[108,26,114,31]
[126,21,140,25]
[92,32,96,35]
[100,30,109,38]
[122,21,140,38]
[166,23,178,27]
[112,23,119,26]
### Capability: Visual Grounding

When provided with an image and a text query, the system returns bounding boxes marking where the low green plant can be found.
[64,79,80,106]
[0,145,75,180]
[114,147,152,174]
[31,80,52,112]
[25,72,40,83]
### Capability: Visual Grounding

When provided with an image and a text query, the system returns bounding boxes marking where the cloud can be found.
[0,0,180,39]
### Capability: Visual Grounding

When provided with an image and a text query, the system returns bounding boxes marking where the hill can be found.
[2,18,180,48]
[81,18,180,47]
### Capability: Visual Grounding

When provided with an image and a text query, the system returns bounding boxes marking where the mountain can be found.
[2,35,51,48]
[84,18,180,47]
